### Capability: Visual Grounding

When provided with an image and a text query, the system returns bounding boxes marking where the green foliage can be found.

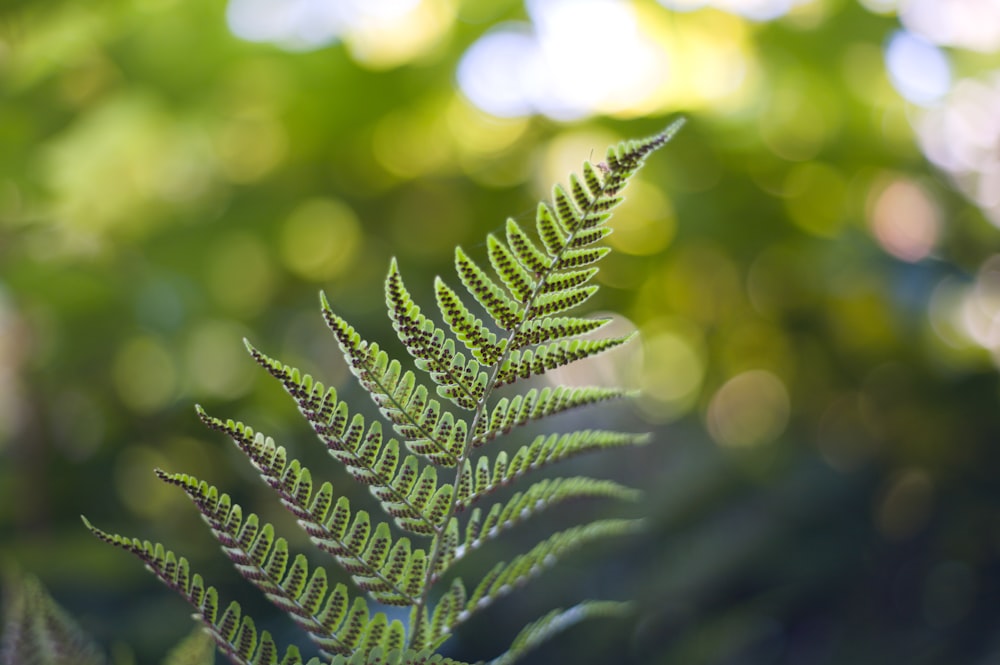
[162,628,217,665]
[83,121,683,664]
[1,572,107,665]
[5,2,1000,662]
[0,570,227,665]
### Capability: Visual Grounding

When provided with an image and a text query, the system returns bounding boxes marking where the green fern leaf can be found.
[509,315,607,350]
[429,519,459,579]
[568,224,612,249]
[425,579,466,652]
[387,260,492,415]
[550,245,610,271]
[161,627,216,665]
[525,284,598,319]
[534,202,567,257]
[471,386,632,448]
[434,277,504,365]
[567,171,596,211]
[480,430,651,492]
[196,406,438,538]
[336,598,370,653]
[326,292,486,414]
[80,518,306,665]
[537,266,598,294]
[550,184,583,238]
[503,219,551,276]
[453,476,638,544]
[460,519,642,623]
[0,572,107,665]
[298,303,469,466]
[485,234,533,304]
[89,121,684,665]
[454,247,522,330]
[494,335,634,387]
[579,162,604,202]
[488,601,631,665]
[193,411,428,599]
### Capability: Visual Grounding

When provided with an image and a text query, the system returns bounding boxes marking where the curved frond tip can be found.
[489,601,633,665]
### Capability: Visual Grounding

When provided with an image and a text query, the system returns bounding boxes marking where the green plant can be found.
[1,572,106,665]
[0,570,215,665]
[83,120,684,665]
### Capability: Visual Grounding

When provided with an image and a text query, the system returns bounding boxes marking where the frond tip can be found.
[489,601,633,665]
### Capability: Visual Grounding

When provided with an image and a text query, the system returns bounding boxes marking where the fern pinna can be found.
[84,120,684,665]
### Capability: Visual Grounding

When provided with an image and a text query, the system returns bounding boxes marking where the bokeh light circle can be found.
[707,369,790,447]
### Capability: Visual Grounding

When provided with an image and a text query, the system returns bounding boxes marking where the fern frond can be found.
[569,169,599,211]
[454,519,642,633]
[471,386,632,448]
[488,601,631,665]
[534,202,567,258]
[248,332,463,469]
[454,247,522,330]
[325,291,487,414]
[465,430,651,499]
[509,314,607,350]
[386,260,493,415]
[550,185,584,239]
[434,278,504,365]
[526,284,599,320]
[486,234,533,304]
[493,335,634,387]
[452,476,638,554]
[90,121,683,665]
[424,579,465,652]
[81,518,305,665]
[551,246,610,271]
[197,405,441,537]
[607,121,685,183]
[504,219,551,276]
[537,265,599,294]
[193,409,430,601]
[157,469,419,639]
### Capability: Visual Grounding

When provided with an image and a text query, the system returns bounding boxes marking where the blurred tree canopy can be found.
[3,0,1000,663]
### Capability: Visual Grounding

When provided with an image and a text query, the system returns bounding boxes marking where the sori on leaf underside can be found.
[83,118,685,665]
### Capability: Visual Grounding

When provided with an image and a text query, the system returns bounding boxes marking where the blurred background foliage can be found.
[3,0,1000,663]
